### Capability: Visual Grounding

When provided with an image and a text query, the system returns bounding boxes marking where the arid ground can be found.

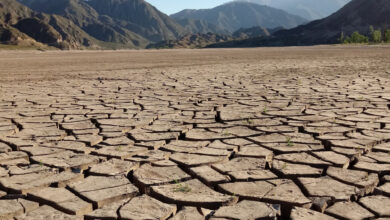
[1,46,390,219]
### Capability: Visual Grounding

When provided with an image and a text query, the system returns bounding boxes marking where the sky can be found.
[145,0,231,15]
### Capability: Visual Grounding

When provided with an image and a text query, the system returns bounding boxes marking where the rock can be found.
[325,201,375,220]
[359,195,390,217]
[170,153,228,167]
[212,200,280,219]
[298,177,360,202]
[151,179,237,209]
[68,176,138,209]
[120,195,177,220]
[18,199,39,213]
[326,167,379,194]
[89,159,139,176]
[133,164,191,192]
[291,207,337,220]
[219,179,311,208]
[189,166,230,185]
[28,187,92,215]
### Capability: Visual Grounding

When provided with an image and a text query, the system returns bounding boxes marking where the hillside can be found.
[237,0,351,21]
[18,0,150,47]
[171,2,307,34]
[174,18,227,35]
[147,33,233,49]
[232,26,283,39]
[209,0,390,47]
[0,0,99,49]
[85,0,185,42]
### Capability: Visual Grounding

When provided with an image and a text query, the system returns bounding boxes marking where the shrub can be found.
[384,29,390,43]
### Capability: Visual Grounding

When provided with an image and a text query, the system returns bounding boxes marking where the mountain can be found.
[18,0,149,47]
[147,33,234,49]
[0,0,98,49]
[208,0,390,47]
[84,0,185,42]
[174,18,228,35]
[232,26,283,39]
[171,2,307,34]
[237,0,351,21]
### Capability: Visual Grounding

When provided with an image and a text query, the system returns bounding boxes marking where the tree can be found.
[371,29,382,43]
[339,32,345,43]
[349,31,369,43]
[369,25,375,41]
[384,29,390,43]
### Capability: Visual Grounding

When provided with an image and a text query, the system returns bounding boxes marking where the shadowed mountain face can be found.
[0,0,98,49]
[85,0,185,42]
[18,0,149,47]
[171,2,307,34]
[237,0,351,21]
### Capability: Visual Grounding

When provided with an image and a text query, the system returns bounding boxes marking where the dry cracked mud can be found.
[1,46,390,219]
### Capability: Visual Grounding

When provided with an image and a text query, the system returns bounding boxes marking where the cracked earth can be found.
[1,46,390,219]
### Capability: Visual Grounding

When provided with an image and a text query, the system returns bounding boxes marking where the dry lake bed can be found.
[1,46,390,219]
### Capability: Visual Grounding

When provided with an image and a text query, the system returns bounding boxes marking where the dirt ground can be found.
[1,46,390,219]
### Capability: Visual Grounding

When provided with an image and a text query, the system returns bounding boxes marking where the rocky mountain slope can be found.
[171,2,307,34]
[85,0,185,42]
[237,0,351,21]
[0,0,98,49]
[147,33,233,49]
[209,0,390,47]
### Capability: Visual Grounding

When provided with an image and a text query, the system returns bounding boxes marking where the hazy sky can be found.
[145,0,231,15]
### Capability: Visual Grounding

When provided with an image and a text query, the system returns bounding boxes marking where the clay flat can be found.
[1,46,390,219]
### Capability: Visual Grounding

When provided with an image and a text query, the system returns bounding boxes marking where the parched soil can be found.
[1,46,390,219]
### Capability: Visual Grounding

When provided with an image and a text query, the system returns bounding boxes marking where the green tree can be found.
[350,31,369,43]
[384,29,390,43]
[339,32,345,43]
[369,25,375,41]
[371,28,382,43]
